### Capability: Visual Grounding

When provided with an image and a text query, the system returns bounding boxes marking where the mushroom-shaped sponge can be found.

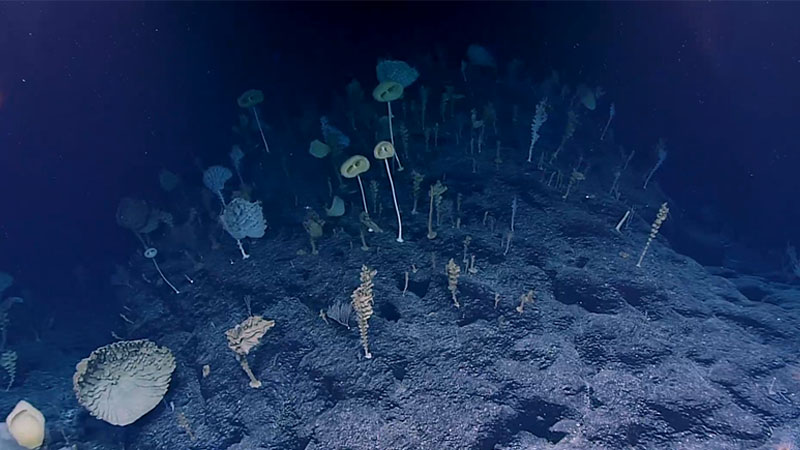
[237,89,271,153]
[372,81,403,103]
[373,141,396,160]
[226,316,275,388]
[340,155,372,219]
[237,89,264,108]
[5,400,45,449]
[373,141,404,242]
[73,340,176,426]
[372,82,405,170]
[340,155,370,178]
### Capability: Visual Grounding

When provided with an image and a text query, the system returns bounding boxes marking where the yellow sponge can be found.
[5,400,44,449]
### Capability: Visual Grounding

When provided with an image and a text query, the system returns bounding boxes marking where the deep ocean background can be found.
[2,3,800,450]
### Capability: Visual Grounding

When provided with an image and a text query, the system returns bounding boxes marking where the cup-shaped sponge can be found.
[73,340,175,426]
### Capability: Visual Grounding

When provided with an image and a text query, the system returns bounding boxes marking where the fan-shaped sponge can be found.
[203,166,233,206]
[376,60,419,88]
[73,339,176,426]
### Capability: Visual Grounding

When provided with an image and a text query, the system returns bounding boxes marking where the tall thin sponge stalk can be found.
[237,89,270,154]
[636,202,669,268]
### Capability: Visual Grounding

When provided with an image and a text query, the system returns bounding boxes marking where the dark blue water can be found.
[1,3,799,449]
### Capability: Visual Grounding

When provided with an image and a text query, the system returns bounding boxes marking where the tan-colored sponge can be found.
[351,266,376,359]
[5,400,44,449]
[226,316,274,388]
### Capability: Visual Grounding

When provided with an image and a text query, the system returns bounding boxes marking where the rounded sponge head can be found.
[340,155,370,178]
[220,198,266,240]
[5,400,45,449]
[237,89,264,108]
[372,81,403,103]
[373,141,395,160]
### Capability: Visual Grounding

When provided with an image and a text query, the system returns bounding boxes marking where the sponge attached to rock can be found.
[220,198,266,259]
[73,339,176,426]
[3,400,44,449]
